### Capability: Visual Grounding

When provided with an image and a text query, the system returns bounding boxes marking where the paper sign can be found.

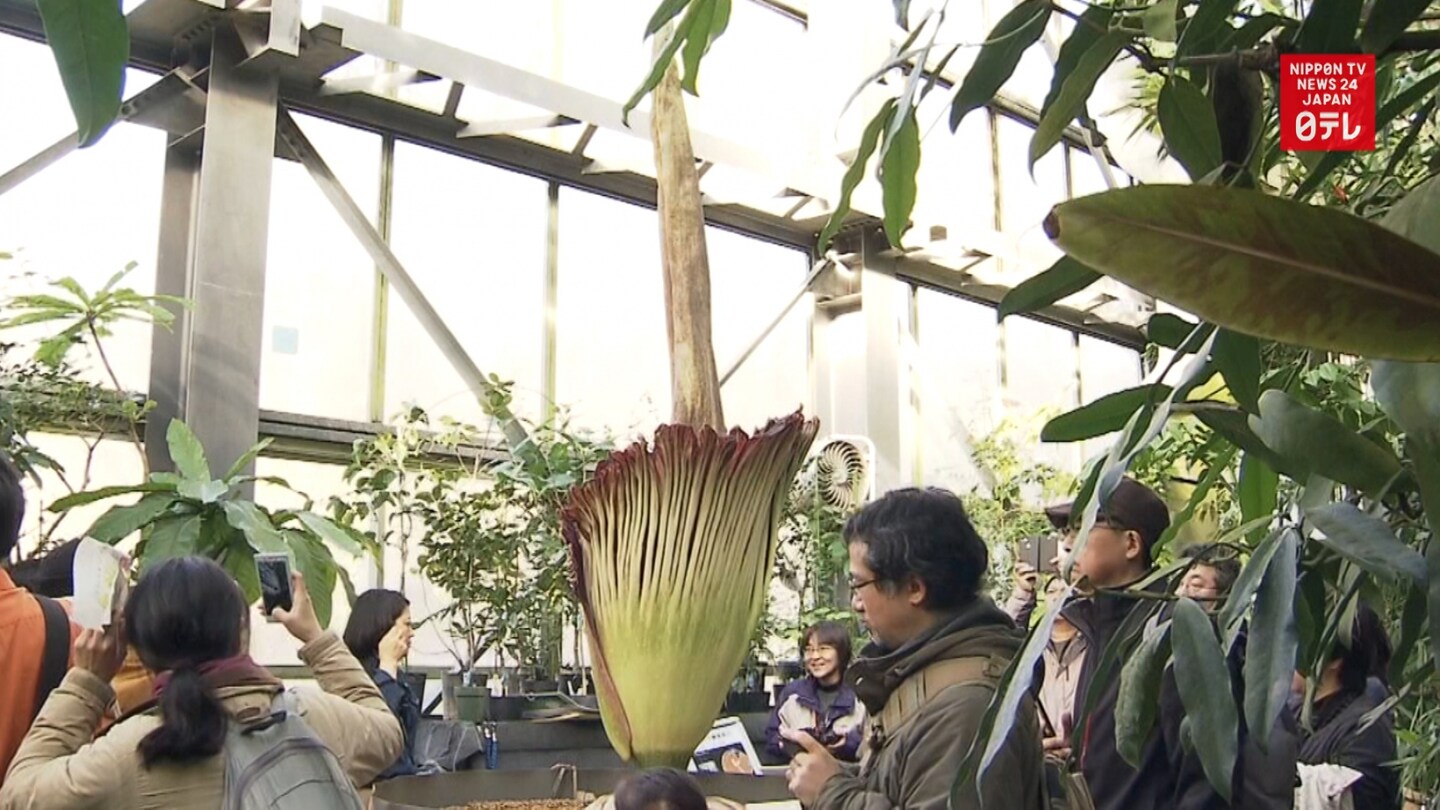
[72,537,128,630]
[1279,54,1376,152]
[689,716,764,777]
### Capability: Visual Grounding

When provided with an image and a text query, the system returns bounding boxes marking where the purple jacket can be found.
[763,676,867,763]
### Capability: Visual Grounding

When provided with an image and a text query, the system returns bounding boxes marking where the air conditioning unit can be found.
[805,435,876,511]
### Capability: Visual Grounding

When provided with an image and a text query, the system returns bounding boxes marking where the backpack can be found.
[221,690,365,810]
[867,655,1094,810]
[31,595,70,721]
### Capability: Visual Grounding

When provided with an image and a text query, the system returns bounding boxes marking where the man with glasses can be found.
[781,488,1044,810]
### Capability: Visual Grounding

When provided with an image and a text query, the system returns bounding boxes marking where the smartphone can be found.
[256,553,293,619]
[1019,534,1063,574]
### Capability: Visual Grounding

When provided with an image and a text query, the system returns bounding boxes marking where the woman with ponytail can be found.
[0,556,403,809]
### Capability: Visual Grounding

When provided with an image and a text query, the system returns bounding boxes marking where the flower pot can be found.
[453,686,490,724]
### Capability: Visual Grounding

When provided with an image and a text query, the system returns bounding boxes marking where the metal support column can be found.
[180,27,280,480]
[145,144,201,472]
[860,230,906,494]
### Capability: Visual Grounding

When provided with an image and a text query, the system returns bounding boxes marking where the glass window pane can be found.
[260,114,381,421]
[1078,335,1142,460]
[1003,316,1080,471]
[915,289,1000,493]
[385,143,549,424]
[996,115,1066,271]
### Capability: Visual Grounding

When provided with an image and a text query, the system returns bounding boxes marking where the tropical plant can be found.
[35,0,129,147]
[49,419,360,626]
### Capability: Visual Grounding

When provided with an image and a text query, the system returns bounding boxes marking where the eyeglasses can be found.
[847,576,878,592]
[803,645,836,656]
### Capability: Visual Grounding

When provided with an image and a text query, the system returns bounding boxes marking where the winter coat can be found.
[1295,678,1401,810]
[814,598,1045,810]
[369,665,422,780]
[764,676,866,762]
[1004,592,1087,735]
[0,631,404,810]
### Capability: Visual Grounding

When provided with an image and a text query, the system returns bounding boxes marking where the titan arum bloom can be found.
[562,412,818,767]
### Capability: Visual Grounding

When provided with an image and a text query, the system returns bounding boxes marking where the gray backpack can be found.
[221,690,365,810]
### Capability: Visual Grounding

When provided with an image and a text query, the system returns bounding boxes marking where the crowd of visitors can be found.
[0,446,1407,809]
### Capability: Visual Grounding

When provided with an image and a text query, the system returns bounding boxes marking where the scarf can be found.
[107,654,281,728]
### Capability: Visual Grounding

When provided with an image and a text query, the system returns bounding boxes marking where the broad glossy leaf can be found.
[998,255,1101,320]
[1362,0,1433,53]
[143,514,202,566]
[1177,0,1241,57]
[1158,76,1222,180]
[679,0,730,96]
[36,0,128,146]
[1196,407,1302,480]
[1296,0,1363,53]
[49,482,174,511]
[1042,4,1115,114]
[1243,529,1298,752]
[1249,390,1401,493]
[1306,502,1427,585]
[881,109,920,246]
[1116,618,1172,768]
[1172,598,1238,802]
[222,501,287,554]
[1372,361,1440,447]
[818,100,894,251]
[166,419,211,482]
[1219,528,1287,646]
[297,511,363,556]
[949,0,1050,130]
[85,493,177,544]
[1146,312,1200,349]
[221,538,262,605]
[1142,0,1179,42]
[1237,453,1278,539]
[287,531,337,628]
[1031,30,1130,170]
[623,5,693,121]
[224,437,274,483]
[1044,185,1440,361]
[1042,384,1170,443]
[1379,172,1440,255]
[178,479,229,504]
[1211,330,1261,413]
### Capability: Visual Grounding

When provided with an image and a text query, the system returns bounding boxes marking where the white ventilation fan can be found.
[807,435,875,511]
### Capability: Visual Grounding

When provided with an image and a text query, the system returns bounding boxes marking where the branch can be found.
[1049,1,1163,73]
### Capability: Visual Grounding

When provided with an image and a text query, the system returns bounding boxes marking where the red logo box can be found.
[1279,54,1376,152]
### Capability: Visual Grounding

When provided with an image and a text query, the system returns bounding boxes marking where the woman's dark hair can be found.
[7,538,80,597]
[343,588,410,667]
[614,767,708,810]
[801,620,853,673]
[0,452,24,559]
[843,487,988,610]
[126,556,248,769]
[1333,601,1393,694]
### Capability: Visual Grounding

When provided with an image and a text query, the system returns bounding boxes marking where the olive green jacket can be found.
[816,599,1045,810]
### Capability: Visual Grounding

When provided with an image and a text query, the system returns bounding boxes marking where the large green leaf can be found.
[1211,329,1261,413]
[1361,0,1433,53]
[49,482,174,512]
[1372,360,1440,448]
[818,100,894,252]
[1379,172,1440,255]
[880,108,920,246]
[679,0,730,96]
[1236,453,1278,539]
[1146,312,1200,350]
[1030,30,1130,170]
[85,493,177,544]
[1142,0,1179,42]
[1195,407,1302,480]
[220,538,262,605]
[949,0,1050,130]
[1177,0,1241,57]
[1219,528,1287,645]
[997,255,1101,320]
[224,437,275,483]
[1116,618,1172,768]
[1306,502,1427,585]
[178,479,229,504]
[1296,0,1363,53]
[296,511,363,556]
[287,531,338,628]
[36,0,128,147]
[644,0,691,37]
[1243,529,1298,753]
[1044,185,1440,361]
[142,514,202,567]
[1042,5,1115,114]
[1042,384,1170,443]
[1249,390,1401,494]
[166,419,211,482]
[222,501,287,554]
[1172,598,1238,802]
[1157,75,1222,180]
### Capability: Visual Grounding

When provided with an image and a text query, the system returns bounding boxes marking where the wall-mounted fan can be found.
[808,435,875,511]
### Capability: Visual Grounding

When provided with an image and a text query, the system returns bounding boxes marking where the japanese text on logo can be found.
[1280,54,1376,152]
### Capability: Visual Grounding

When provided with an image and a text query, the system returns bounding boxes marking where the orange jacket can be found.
[0,569,78,784]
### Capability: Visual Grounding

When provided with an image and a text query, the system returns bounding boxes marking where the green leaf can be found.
[1177,0,1241,57]
[949,0,1050,130]
[142,514,202,566]
[818,99,895,252]
[1116,618,1172,768]
[1142,0,1179,42]
[287,531,338,629]
[223,437,274,483]
[1390,580,1427,685]
[1372,360,1440,448]
[1195,407,1302,480]
[1236,453,1278,539]
[296,511,363,556]
[1361,0,1433,53]
[1157,75,1223,181]
[1305,502,1427,585]
[1219,528,1288,644]
[178,479,229,504]
[1172,598,1238,802]
[222,501,287,554]
[880,108,921,246]
[644,0,691,36]
[1041,384,1171,443]
[1243,529,1298,753]
[35,0,128,147]
[1145,313,1200,350]
[1030,30,1130,170]
[220,538,261,605]
[1042,4,1115,114]
[1156,444,1237,553]
[198,509,239,557]
[1249,390,1401,493]
[85,493,177,543]
[1378,171,1440,256]
[1296,0,1363,53]
[679,0,730,96]
[1211,329,1261,413]
[49,482,174,512]
[622,7,692,122]
[1044,185,1440,362]
[1412,448,1440,672]
[166,419,211,482]
[997,255,1101,320]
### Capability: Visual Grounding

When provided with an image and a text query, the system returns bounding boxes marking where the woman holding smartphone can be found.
[343,589,427,780]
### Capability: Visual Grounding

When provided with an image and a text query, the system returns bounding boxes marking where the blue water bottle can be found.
[483,722,499,770]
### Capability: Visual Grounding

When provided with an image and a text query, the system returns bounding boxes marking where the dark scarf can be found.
[112,654,281,727]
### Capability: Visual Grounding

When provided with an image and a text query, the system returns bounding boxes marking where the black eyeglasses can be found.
[847,576,878,592]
